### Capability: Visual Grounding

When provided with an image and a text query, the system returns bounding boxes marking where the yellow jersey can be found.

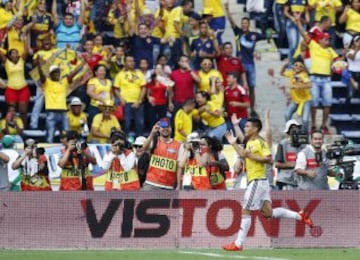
[67,111,87,134]
[107,7,130,39]
[0,8,14,30]
[7,28,26,57]
[152,8,169,39]
[198,69,223,92]
[210,91,224,110]
[245,137,271,183]
[87,77,113,107]
[5,58,27,89]
[199,101,225,128]
[113,69,146,103]
[43,78,69,110]
[276,0,288,4]
[0,117,23,135]
[89,113,121,144]
[165,6,186,39]
[203,0,225,18]
[308,40,338,75]
[312,0,342,26]
[346,8,360,33]
[33,48,58,61]
[174,108,193,143]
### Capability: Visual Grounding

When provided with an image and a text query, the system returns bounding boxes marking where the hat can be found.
[202,7,213,16]
[49,65,60,73]
[319,32,331,40]
[1,135,15,148]
[190,12,201,21]
[66,130,79,140]
[133,136,147,146]
[24,138,36,148]
[70,97,82,106]
[158,117,171,128]
[187,132,201,143]
[284,119,301,133]
[102,99,114,107]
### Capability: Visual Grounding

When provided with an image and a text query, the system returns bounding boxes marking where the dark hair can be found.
[157,54,168,63]
[311,129,324,138]
[6,49,18,59]
[199,20,208,27]
[66,130,79,140]
[197,91,210,101]
[178,54,189,62]
[182,0,193,6]
[223,42,232,48]
[110,130,127,143]
[183,98,196,106]
[138,22,149,29]
[93,64,107,74]
[319,15,331,24]
[247,118,262,132]
[241,17,250,22]
[64,12,74,18]
[201,135,223,153]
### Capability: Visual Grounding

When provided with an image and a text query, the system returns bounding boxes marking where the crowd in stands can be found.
[0,0,359,192]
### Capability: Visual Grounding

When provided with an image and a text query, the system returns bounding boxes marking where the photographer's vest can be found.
[276,139,300,186]
[20,156,52,191]
[207,155,226,190]
[298,146,329,190]
[183,158,211,190]
[59,148,93,191]
[146,139,181,189]
[104,150,140,191]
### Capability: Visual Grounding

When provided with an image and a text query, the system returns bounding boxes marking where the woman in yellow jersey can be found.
[209,71,224,110]
[339,0,360,46]
[0,44,29,127]
[281,59,312,133]
[195,91,227,141]
[198,58,223,93]
[93,34,113,61]
[86,64,114,125]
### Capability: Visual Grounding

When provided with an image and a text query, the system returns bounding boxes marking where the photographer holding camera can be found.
[12,138,52,191]
[178,132,212,190]
[58,131,96,191]
[275,119,304,190]
[295,130,337,190]
[102,131,140,191]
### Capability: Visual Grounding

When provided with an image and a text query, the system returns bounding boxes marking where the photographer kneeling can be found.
[295,130,337,190]
[178,133,212,190]
[58,131,97,191]
[102,131,140,191]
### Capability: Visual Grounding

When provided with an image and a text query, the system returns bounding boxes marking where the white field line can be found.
[179,251,290,260]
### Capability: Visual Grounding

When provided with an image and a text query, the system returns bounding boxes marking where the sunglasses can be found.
[133,145,143,149]
[104,106,113,111]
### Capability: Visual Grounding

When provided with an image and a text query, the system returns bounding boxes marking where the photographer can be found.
[178,132,212,190]
[12,139,52,191]
[102,131,140,191]
[58,131,96,191]
[275,119,304,190]
[295,130,337,190]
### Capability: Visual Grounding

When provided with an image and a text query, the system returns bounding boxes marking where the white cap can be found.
[70,97,82,106]
[133,136,147,146]
[187,132,201,142]
[284,119,301,133]
[49,65,60,73]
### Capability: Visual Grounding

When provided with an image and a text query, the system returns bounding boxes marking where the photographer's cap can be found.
[134,136,146,146]
[1,135,16,149]
[284,119,301,133]
[158,117,171,128]
[187,132,201,143]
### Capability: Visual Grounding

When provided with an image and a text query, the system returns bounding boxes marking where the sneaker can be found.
[321,126,330,135]
[299,211,314,228]
[222,242,243,251]
[250,110,259,118]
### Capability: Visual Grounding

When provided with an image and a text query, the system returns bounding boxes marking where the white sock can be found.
[272,207,301,220]
[235,215,251,247]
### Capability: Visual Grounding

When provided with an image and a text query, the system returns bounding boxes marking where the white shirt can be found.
[347,49,360,72]
[102,151,136,172]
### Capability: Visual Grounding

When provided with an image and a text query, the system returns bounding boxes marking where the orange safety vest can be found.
[207,155,226,190]
[184,158,211,190]
[104,150,140,191]
[146,139,181,188]
[59,148,93,191]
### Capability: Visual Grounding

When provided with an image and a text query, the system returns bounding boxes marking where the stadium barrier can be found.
[0,191,359,249]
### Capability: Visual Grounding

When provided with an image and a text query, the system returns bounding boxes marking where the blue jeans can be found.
[207,123,227,142]
[285,101,311,133]
[286,20,301,64]
[30,86,44,129]
[124,103,144,136]
[243,63,256,88]
[310,76,332,107]
[153,42,171,66]
[46,111,69,143]
[273,3,287,48]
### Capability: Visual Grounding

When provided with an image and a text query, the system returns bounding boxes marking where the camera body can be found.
[291,128,308,147]
[76,141,87,153]
[191,141,200,151]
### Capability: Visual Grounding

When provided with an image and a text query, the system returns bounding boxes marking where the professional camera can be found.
[291,128,308,147]
[76,141,87,152]
[326,138,360,190]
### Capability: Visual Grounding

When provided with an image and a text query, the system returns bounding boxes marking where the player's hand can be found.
[231,114,241,126]
[225,130,237,145]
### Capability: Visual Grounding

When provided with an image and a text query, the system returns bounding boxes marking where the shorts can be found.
[310,76,332,107]
[5,86,30,103]
[243,63,256,88]
[243,179,271,210]
[209,16,226,32]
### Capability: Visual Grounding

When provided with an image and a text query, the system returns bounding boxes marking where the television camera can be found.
[326,139,360,190]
